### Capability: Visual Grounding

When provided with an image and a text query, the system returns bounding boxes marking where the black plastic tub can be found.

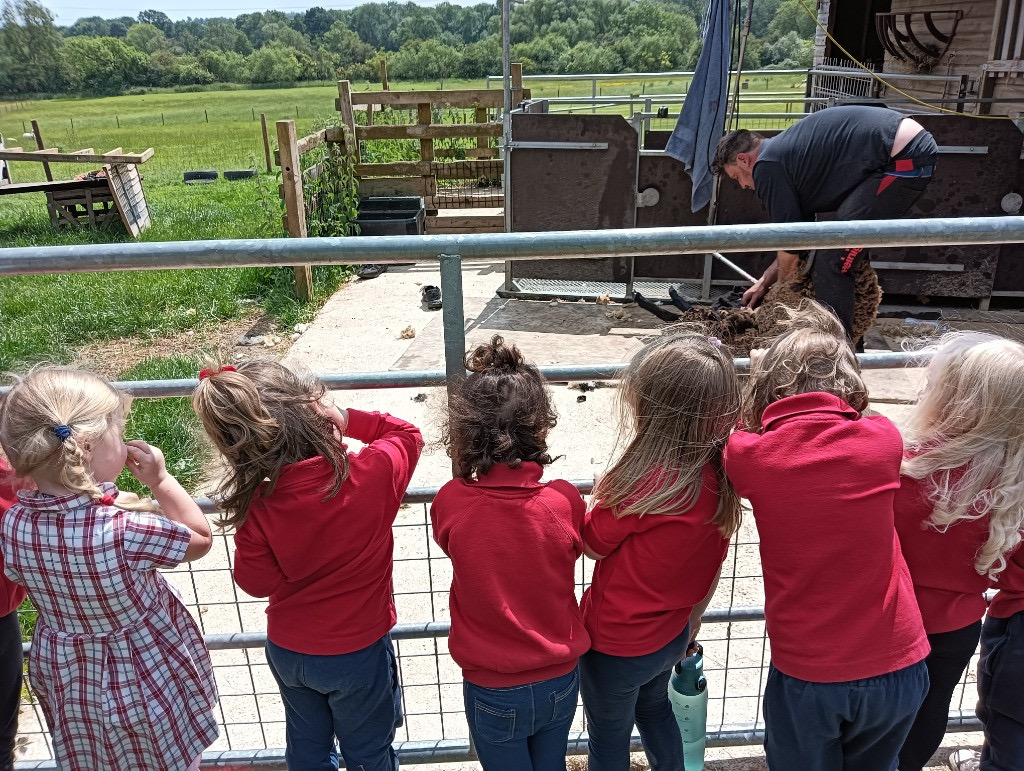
[354,196,426,236]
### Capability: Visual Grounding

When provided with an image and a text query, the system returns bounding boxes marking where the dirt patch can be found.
[74,312,293,377]
[664,260,881,355]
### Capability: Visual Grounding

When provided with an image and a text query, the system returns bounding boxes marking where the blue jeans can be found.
[579,625,690,771]
[978,613,1024,771]
[266,635,402,771]
[763,660,928,771]
[463,666,579,771]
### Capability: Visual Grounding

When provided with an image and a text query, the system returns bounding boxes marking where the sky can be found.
[47,0,493,25]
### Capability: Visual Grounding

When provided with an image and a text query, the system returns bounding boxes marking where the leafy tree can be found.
[65,16,109,37]
[513,33,570,74]
[303,6,334,40]
[124,22,167,54]
[561,41,623,74]
[200,18,251,55]
[246,42,301,83]
[346,1,402,50]
[198,49,246,82]
[0,0,63,93]
[137,9,171,34]
[61,35,147,93]
[768,0,816,41]
[108,16,134,37]
[323,21,374,68]
[261,22,312,55]
[395,12,442,47]
[761,30,812,68]
[460,34,500,78]
[389,38,459,81]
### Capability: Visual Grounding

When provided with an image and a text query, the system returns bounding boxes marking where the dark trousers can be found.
[810,172,933,339]
[763,660,928,771]
[898,621,982,771]
[579,625,689,771]
[977,612,1024,771]
[463,666,579,771]
[266,635,402,771]
[0,610,21,771]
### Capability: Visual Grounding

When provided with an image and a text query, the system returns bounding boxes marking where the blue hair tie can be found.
[53,425,72,441]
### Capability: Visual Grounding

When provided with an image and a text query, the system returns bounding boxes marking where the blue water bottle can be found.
[668,642,708,771]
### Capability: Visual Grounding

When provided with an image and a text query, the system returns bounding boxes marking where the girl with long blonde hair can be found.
[0,366,217,771]
[725,300,929,771]
[895,333,1024,771]
[579,332,739,771]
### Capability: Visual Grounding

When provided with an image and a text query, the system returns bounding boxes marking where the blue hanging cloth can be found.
[664,0,733,213]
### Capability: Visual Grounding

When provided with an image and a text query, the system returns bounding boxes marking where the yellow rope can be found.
[795,0,1010,120]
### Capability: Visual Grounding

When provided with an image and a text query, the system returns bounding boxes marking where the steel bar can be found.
[3,217,1023,275]
[1,352,931,400]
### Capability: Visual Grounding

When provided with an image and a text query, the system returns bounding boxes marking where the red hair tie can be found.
[199,365,237,381]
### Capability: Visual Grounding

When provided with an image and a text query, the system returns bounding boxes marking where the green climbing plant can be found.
[302,119,361,238]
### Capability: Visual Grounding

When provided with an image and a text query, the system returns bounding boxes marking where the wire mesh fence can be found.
[13,489,982,766]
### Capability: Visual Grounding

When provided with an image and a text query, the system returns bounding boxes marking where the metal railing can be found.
[7,217,1020,769]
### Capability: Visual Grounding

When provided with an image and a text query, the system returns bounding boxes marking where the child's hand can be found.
[125,440,169,489]
[314,400,349,437]
[749,348,768,369]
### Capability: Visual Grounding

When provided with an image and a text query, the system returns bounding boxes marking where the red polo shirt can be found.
[0,460,26,618]
[431,463,590,687]
[233,410,423,655]
[580,465,729,657]
[724,392,929,683]
[895,466,994,633]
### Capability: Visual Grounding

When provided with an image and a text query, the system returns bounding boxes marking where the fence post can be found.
[31,120,52,182]
[418,102,434,166]
[337,80,360,163]
[511,62,523,107]
[439,253,467,476]
[260,113,273,174]
[276,119,314,302]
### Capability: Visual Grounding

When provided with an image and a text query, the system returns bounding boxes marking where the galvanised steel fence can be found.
[6,217,1024,769]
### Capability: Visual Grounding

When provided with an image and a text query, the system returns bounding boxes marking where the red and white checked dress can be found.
[0,483,218,771]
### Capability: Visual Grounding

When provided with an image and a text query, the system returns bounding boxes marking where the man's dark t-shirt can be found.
[752,106,904,223]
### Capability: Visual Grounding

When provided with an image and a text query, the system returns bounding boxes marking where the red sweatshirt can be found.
[233,410,422,655]
[430,463,590,688]
[580,465,728,657]
[895,467,995,633]
[724,393,929,683]
[0,460,26,618]
[989,546,1024,619]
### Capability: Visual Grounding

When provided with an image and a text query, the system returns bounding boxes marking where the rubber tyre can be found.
[223,169,256,181]
[183,170,218,182]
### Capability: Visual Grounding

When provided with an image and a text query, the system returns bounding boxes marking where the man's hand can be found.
[743,280,768,308]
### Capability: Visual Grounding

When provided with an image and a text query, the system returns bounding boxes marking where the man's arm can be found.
[743,251,799,307]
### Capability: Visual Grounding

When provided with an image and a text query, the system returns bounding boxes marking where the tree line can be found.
[0,0,814,96]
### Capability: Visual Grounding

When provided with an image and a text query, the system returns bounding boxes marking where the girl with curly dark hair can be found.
[431,335,589,771]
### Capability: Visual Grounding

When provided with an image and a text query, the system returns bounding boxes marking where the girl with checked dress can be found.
[0,367,218,771]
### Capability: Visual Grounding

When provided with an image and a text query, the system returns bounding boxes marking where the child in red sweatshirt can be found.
[431,335,589,771]
[724,301,929,771]
[0,460,26,771]
[193,360,422,771]
[893,332,1024,771]
[580,332,740,771]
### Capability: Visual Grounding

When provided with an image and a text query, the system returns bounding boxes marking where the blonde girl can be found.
[579,332,739,771]
[894,333,1024,771]
[724,301,928,771]
[192,360,422,771]
[0,367,217,771]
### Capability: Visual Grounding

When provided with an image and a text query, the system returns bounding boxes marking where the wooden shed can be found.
[815,0,1024,116]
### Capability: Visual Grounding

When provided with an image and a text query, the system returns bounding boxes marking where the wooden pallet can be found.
[45,180,119,230]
